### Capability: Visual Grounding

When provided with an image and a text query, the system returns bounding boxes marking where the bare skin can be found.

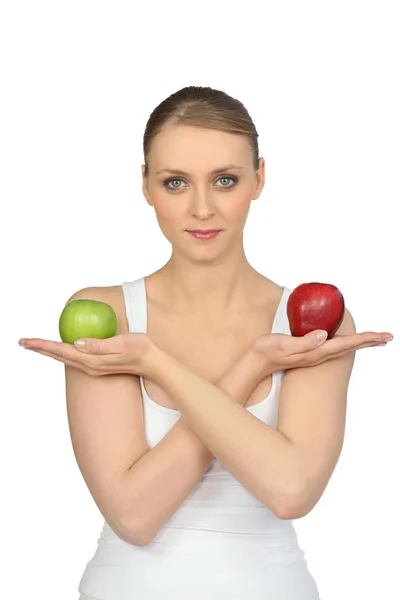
[97,122,389,409]
[105,270,285,410]
[103,124,282,406]
[20,125,393,395]
[133,125,277,406]
[20,124,392,401]
[17,123,393,552]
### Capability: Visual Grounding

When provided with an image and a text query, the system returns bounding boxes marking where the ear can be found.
[252,157,265,200]
[141,165,153,207]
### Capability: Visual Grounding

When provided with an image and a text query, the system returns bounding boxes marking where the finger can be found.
[20,338,77,358]
[283,331,328,356]
[291,331,389,358]
[301,336,390,367]
[323,331,390,354]
[23,347,92,371]
[21,340,102,374]
[323,339,388,360]
[74,338,104,353]
[37,349,104,375]
[73,334,127,354]
[282,331,384,366]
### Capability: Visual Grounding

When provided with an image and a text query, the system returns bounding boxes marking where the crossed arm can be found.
[121,346,268,545]
[126,309,357,545]
[25,286,377,548]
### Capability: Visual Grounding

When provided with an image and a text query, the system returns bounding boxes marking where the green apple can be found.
[59,299,118,344]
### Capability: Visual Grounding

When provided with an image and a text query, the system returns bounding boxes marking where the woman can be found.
[19,85,393,599]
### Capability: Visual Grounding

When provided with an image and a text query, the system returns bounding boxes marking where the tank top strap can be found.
[271,286,292,336]
[121,276,147,333]
[121,278,292,336]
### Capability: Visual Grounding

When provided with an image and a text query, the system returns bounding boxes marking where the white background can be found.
[1,1,399,599]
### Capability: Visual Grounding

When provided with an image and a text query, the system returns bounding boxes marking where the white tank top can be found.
[78,276,320,600]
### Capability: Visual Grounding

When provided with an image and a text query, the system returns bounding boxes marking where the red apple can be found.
[287,282,345,339]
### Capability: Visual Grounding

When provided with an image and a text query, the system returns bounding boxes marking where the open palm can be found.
[253,329,393,372]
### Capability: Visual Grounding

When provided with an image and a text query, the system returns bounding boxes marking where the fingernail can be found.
[316,331,328,341]
[74,339,86,347]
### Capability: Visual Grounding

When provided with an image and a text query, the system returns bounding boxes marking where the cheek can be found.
[225,195,252,221]
[152,200,185,241]
[152,189,251,224]
[154,201,185,226]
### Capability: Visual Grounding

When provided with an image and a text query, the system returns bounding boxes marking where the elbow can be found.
[131,525,153,547]
[130,533,152,547]
[116,513,151,547]
[272,480,311,521]
[125,529,150,547]
[274,500,299,521]
[274,489,316,521]
[275,501,308,521]
[117,498,157,547]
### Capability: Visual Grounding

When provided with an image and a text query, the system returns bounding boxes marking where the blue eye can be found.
[164,178,184,190]
[217,176,237,188]
[163,176,238,191]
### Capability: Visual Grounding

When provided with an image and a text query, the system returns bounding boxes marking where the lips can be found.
[186,230,221,233]
[186,230,222,240]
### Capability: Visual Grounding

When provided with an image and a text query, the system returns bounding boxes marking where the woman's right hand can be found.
[252,328,393,376]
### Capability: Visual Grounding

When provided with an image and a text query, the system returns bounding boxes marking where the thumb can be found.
[307,330,328,345]
[74,338,103,353]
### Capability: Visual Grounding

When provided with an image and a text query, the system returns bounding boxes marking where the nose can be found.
[190,188,216,220]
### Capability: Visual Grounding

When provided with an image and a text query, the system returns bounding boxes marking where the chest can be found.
[141,307,276,410]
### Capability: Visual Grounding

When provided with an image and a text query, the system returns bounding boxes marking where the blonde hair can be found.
[143,86,259,177]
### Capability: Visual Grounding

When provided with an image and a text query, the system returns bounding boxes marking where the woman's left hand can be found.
[18,333,154,377]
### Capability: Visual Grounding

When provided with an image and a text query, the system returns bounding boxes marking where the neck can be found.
[159,247,259,316]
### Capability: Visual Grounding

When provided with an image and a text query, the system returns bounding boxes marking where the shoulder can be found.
[336,306,356,335]
[66,285,129,334]
[338,308,357,334]
[250,274,285,311]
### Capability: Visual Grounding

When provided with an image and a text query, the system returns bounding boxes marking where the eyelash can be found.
[162,175,238,191]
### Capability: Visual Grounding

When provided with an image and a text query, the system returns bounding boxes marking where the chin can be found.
[187,245,233,265]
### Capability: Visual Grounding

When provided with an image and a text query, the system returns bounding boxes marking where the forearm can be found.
[122,348,264,546]
[147,348,303,519]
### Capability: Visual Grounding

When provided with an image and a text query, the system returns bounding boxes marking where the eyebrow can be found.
[156,164,245,176]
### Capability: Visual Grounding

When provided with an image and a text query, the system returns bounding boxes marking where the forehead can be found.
[149,125,252,168]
